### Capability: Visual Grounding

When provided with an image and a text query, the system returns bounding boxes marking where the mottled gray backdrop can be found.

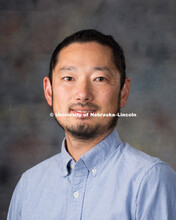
[0,0,176,218]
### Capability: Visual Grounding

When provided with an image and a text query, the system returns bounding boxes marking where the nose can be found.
[74,80,93,102]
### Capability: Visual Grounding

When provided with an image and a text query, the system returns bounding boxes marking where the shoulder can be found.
[21,152,63,184]
[123,143,162,165]
[117,142,176,188]
[124,145,176,219]
[26,152,62,173]
[120,143,176,218]
[121,143,174,173]
[7,153,63,219]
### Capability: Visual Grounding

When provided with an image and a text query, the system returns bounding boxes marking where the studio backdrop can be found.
[0,0,176,219]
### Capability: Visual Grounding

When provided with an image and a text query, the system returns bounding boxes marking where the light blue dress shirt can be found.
[7,129,176,219]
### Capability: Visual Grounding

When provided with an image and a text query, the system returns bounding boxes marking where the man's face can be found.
[44,42,128,139]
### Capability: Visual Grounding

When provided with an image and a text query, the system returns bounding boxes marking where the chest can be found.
[21,169,137,220]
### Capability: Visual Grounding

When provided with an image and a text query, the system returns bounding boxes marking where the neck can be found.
[65,128,114,162]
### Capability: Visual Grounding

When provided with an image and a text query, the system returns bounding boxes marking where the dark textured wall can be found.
[0,0,176,218]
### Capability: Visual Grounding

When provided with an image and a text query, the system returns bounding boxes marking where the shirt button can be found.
[74,191,79,198]
[64,171,67,175]
[72,164,75,169]
[92,168,96,174]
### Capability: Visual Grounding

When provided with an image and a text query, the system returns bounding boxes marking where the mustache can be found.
[69,102,100,110]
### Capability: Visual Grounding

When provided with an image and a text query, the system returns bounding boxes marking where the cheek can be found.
[53,83,70,98]
[98,88,119,104]
[52,85,71,111]
[103,91,119,113]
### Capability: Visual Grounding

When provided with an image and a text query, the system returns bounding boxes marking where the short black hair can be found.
[49,29,126,89]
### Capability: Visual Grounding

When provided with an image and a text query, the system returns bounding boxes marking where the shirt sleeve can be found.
[7,175,24,220]
[135,163,176,220]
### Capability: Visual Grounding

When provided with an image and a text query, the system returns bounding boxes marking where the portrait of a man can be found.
[7,30,176,219]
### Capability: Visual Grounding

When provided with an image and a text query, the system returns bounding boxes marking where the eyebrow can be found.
[58,66,115,76]
[93,66,115,76]
[58,66,77,72]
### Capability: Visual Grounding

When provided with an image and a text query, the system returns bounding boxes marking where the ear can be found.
[120,77,130,108]
[43,76,52,106]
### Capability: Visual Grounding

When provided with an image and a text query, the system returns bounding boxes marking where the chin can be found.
[65,124,100,140]
[66,118,117,140]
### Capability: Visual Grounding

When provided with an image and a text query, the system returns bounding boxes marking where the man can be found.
[7,30,176,219]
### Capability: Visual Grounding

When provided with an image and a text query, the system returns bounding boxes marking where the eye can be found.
[95,77,106,82]
[63,76,73,81]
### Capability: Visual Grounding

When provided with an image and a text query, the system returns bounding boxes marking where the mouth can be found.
[70,109,96,118]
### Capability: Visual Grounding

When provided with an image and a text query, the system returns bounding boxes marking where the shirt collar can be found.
[61,128,122,177]
[61,139,73,176]
[81,128,122,176]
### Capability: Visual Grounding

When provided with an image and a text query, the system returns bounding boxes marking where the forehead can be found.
[57,42,114,66]
[60,41,112,53]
